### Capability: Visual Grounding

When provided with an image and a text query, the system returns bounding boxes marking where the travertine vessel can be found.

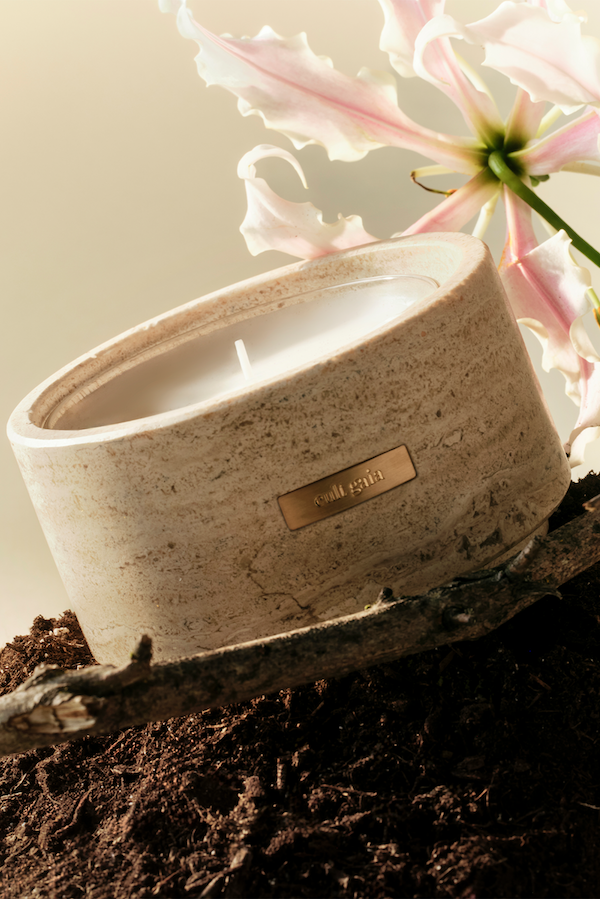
[8,234,570,665]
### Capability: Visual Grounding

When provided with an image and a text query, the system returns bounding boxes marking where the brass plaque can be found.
[278,445,417,530]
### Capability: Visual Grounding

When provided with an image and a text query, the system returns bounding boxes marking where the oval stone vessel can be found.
[8,234,571,665]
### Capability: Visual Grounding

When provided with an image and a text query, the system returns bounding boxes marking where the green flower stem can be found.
[488,150,600,271]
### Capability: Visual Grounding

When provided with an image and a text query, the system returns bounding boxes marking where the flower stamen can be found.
[537,105,564,138]
[472,187,501,240]
[410,170,457,196]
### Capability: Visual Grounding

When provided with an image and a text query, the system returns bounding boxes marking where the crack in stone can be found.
[246,549,311,613]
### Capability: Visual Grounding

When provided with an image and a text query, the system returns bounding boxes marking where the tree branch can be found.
[1,497,599,757]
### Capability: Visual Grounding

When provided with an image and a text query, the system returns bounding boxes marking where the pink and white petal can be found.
[568,363,600,465]
[237,146,378,259]
[377,0,445,78]
[468,3,600,112]
[515,109,600,174]
[401,168,499,235]
[502,191,592,327]
[413,14,506,145]
[500,229,592,393]
[168,2,482,171]
[238,144,310,187]
[499,190,600,463]
[501,184,538,259]
[527,0,587,24]
[499,191,586,390]
[504,88,546,149]
[569,314,600,365]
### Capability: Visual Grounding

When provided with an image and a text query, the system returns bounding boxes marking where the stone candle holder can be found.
[8,233,570,665]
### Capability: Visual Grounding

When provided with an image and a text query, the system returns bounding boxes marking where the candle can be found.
[53,274,438,431]
[8,235,571,666]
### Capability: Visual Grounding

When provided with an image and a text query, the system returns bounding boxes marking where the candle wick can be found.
[235,339,254,382]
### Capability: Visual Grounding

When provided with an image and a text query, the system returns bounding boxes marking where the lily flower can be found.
[161,0,600,466]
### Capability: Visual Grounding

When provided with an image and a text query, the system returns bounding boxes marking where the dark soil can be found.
[2,475,600,899]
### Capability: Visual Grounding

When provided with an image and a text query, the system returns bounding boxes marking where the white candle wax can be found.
[56,274,437,430]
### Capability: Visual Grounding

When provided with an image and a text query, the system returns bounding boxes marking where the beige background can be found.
[2,0,600,649]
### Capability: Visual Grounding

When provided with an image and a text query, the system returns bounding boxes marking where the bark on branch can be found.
[1,497,599,757]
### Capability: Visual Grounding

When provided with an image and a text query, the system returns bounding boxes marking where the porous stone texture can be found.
[8,234,571,665]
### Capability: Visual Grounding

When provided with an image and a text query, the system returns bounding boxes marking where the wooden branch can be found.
[1,497,599,757]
